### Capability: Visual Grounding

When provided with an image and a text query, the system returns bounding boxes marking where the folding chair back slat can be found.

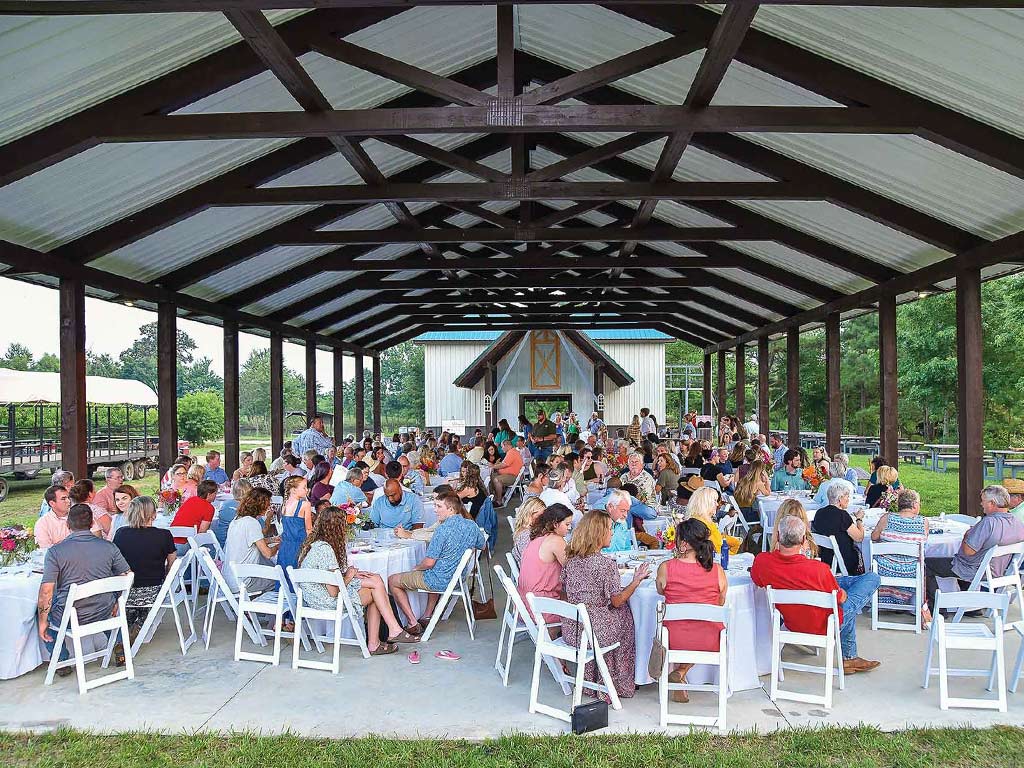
[870,540,923,633]
[659,601,729,732]
[288,566,369,673]
[766,586,844,709]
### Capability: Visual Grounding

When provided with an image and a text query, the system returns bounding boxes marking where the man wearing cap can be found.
[1006,478,1024,524]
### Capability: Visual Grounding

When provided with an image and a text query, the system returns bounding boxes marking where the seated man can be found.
[811,480,866,575]
[601,490,636,552]
[700,446,736,493]
[752,515,881,675]
[620,452,656,505]
[438,449,463,477]
[389,491,485,634]
[539,467,575,512]
[35,485,73,549]
[370,479,424,530]
[329,467,369,507]
[771,449,810,492]
[489,439,524,502]
[37,503,131,674]
[170,479,218,556]
[397,455,425,495]
[925,485,1024,612]
[464,437,485,464]
[202,450,229,486]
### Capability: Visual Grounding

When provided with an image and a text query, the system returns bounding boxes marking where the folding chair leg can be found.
[593,645,622,711]
[528,644,544,715]
[938,630,949,710]
[72,634,87,695]
[1010,639,1024,694]
[922,624,936,688]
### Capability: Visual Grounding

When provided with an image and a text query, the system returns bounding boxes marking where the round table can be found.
[628,552,772,691]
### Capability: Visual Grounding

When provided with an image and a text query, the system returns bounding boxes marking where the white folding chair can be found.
[506,516,517,534]
[766,586,845,708]
[724,495,752,537]
[231,563,288,666]
[417,548,478,642]
[185,531,226,619]
[758,499,771,552]
[811,533,850,577]
[526,594,622,723]
[287,566,369,674]
[130,554,197,657]
[658,602,729,732]
[1008,620,1024,693]
[952,542,1024,624]
[169,525,200,613]
[922,590,1008,711]
[870,541,924,633]
[502,467,528,506]
[45,574,135,695]
[505,551,520,583]
[492,565,570,693]
[628,527,639,550]
[194,548,261,648]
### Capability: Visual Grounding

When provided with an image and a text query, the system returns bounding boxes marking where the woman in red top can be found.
[656,518,728,702]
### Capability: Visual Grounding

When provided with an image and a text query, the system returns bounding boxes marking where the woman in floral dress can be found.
[870,488,931,626]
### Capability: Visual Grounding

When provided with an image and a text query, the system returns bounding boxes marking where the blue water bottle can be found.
[720,541,729,570]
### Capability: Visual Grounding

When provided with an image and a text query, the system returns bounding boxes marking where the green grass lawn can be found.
[846,455,961,517]
[2,727,1024,768]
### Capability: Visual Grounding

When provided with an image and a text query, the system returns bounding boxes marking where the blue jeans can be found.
[836,573,881,659]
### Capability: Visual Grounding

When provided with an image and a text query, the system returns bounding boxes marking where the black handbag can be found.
[570,700,608,734]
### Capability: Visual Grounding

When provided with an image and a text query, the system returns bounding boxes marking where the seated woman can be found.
[224,488,280,594]
[297,506,420,655]
[308,461,335,506]
[865,465,900,509]
[113,496,177,644]
[231,451,254,483]
[561,510,647,701]
[70,478,110,537]
[733,459,770,523]
[771,498,818,558]
[453,461,488,519]
[518,504,573,627]
[244,461,277,494]
[212,478,251,550]
[582,446,607,485]
[181,463,204,501]
[653,452,680,505]
[108,483,139,541]
[510,497,546,567]
[682,440,705,469]
[656,518,728,702]
[684,486,725,554]
[871,488,930,627]
[522,462,549,501]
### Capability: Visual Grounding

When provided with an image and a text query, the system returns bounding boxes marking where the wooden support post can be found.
[735,345,745,424]
[757,335,769,437]
[270,332,284,456]
[157,302,178,474]
[956,268,984,516]
[223,319,240,475]
[716,349,727,421]
[305,340,317,423]
[372,354,382,434]
[354,354,365,439]
[703,353,712,419]
[825,312,841,457]
[58,278,88,480]
[333,348,345,442]
[787,327,800,451]
[878,295,899,464]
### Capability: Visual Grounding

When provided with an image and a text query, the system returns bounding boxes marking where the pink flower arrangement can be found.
[0,525,33,566]
[159,487,183,515]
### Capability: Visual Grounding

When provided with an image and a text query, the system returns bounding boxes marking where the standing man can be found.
[640,407,657,440]
[530,409,557,461]
[92,467,124,516]
[587,411,605,436]
[770,434,788,470]
[203,450,229,485]
[292,416,334,458]
[743,413,760,440]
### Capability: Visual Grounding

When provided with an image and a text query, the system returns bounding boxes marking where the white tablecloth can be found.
[629,553,772,691]
[0,564,45,679]
[642,517,671,538]
[757,493,867,529]
[349,538,428,618]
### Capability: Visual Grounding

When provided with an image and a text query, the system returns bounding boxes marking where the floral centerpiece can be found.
[802,465,828,491]
[419,454,438,474]
[604,453,623,476]
[655,511,687,551]
[882,487,902,515]
[1,525,34,566]
[158,487,183,515]
[340,501,372,537]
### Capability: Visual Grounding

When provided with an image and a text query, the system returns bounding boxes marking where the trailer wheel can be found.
[13,470,39,481]
[133,460,147,481]
[0,478,8,502]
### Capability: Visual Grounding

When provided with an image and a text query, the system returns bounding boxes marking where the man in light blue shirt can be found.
[601,490,636,552]
[771,449,810,492]
[770,434,788,470]
[438,451,463,476]
[397,455,424,494]
[203,450,229,485]
[330,467,368,507]
[291,416,334,458]
[370,479,424,529]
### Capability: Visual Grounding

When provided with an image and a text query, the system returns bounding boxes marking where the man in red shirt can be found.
[170,479,218,554]
[751,514,881,675]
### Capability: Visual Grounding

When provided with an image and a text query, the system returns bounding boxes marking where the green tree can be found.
[238,348,304,433]
[118,321,197,392]
[86,350,122,377]
[180,356,223,396]
[1,342,34,370]
[177,390,224,445]
[32,352,60,372]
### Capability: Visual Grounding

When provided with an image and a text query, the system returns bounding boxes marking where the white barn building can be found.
[414,329,671,435]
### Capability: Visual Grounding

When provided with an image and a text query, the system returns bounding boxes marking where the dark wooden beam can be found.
[305,339,318,422]
[291,272,709,292]
[956,267,984,516]
[825,312,841,457]
[757,335,769,436]
[527,133,666,182]
[270,332,284,456]
[786,326,799,451]
[157,303,178,474]
[878,294,898,464]
[444,203,519,229]
[735,344,746,424]
[354,354,365,439]
[372,355,382,434]
[223,319,240,475]
[320,254,732,271]
[375,135,509,182]
[278,225,760,245]
[716,349,727,421]
[702,353,713,418]
[532,201,608,228]
[333,348,345,440]
[58,278,87,480]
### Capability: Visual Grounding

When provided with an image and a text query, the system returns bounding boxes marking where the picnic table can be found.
[924,444,960,472]
[986,449,1024,481]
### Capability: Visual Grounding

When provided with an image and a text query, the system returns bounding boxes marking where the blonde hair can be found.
[187,464,205,483]
[282,475,307,499]
[126,496,158,528]
[734,460,766,507]
[252,448,267,464]
[565,510,611,559]
[514,497,546,536]
[772,498,817,557]
[687,487,720,526]
[876,465,899,486]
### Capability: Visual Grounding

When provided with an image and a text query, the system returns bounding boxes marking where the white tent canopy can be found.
[0,369,158,406]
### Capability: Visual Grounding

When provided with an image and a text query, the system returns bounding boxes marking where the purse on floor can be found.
[570,700,608,734]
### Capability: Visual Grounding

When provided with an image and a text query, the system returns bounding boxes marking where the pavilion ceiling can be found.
[0,2,1022,354]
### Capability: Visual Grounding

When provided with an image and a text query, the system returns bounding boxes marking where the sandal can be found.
[403,623,423,637]
[113,643,126,668]
[408,651,421,665]
[417,617,433,631]
[388,630,421,644]
[370,642,398,656]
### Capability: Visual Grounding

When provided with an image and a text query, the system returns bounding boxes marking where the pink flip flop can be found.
[408,651,420,665]
[435,649,460,661]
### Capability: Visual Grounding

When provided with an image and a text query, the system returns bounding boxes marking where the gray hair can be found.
[303,449,319,461]
[896,488,920,512]
[546,468,565,487]
[126,496,158,528]
[777,514,807,548]
[105,466,123,480]
[51,470,74,487]
[828,460,848,479]
[231,478,252,502]
[984,485,1012,509]
[834,452,850,466]
[606,489,631,511]
[826,480,853,505]
[346,468,364,484]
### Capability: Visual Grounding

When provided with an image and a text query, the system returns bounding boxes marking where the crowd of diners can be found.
[30,409,1024,702]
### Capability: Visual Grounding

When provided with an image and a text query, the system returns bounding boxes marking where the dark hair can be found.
[384,460,402,479]
[871,455,887,471]
[250,460,269,476]
[675,518,715,571]
[69,479,94,504]
[283,454,300,468]
[44,485,65,506]
[686,441,703,462]
[530,503,573,539]
[197,480,219,498]
[783,448,800,465]
[519,414,531,428]
[311,461,333,485]
[353,460,369,470]
[620,482,639,498]
[68,503,94,531]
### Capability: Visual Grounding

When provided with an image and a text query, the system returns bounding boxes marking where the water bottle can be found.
[720,541,730,570]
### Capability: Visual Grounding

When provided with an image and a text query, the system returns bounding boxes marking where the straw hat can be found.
[1003,478,1024,496]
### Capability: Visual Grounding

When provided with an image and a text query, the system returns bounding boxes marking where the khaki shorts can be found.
[392,570,429,591]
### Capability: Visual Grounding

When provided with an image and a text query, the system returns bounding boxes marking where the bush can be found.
[177,390,224,446]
